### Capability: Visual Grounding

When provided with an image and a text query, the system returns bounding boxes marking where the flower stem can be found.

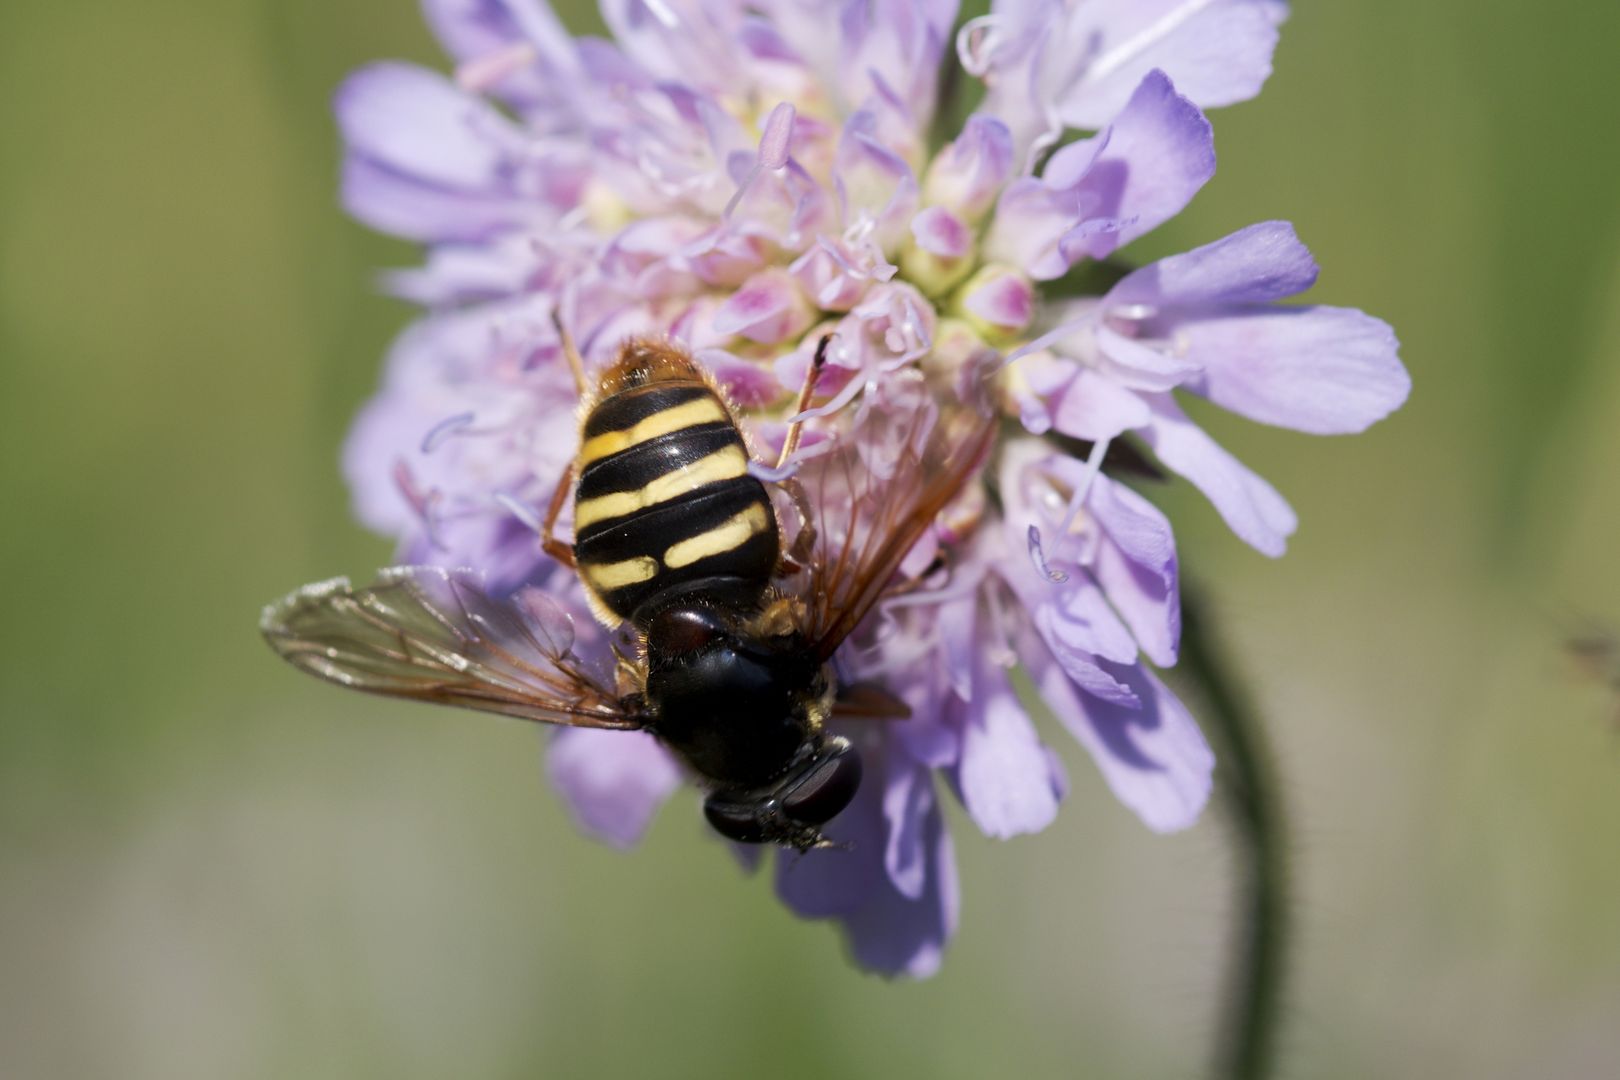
[1178,587,1289,1080]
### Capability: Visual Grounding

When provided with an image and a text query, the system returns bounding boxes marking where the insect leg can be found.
[778,475,817,572]
[540,461,578,568]
[831,681,911,721]
[775,333,831,471]
[551,309,589,397]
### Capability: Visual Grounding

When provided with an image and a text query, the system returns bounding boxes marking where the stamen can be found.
[495,493,544,535]
[897,297,930,352]
[723,102,795,221]
[843,214,877,246]
[816,237,869,279]
[955,16,1000,77]
[790,371,867,421]
[1001,316,1086,370]
[756,102,795,171]
[421,412,477,454]
[981,583,1019,668]
[747,458,801,483]
[882,572,981,610]
[1056,436,1110,539]
[393,460,446,552]
[1027,524,1069,584]
[1023,109,1062,176]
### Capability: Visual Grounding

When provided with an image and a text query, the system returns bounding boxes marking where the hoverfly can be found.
[262,328,995,849]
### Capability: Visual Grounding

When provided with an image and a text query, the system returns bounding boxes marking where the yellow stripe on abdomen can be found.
[663,502,771,569]
[581,555,661,591]
[578,397,729,466]
[574,445,749,530]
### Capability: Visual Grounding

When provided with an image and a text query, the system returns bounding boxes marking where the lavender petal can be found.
[1107,220,1319,310]
[546,728,682,849]
[1055,0,1289,129]
[1138,393,1298,556]
[1182,306,1410,434]
[1021,626,1214,833]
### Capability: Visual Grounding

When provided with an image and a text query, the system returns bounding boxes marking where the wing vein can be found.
[262,567,641,730]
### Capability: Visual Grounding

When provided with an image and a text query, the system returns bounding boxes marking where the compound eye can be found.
[646,606,726,658]
[703,795,768,844]
[781,745,863,826]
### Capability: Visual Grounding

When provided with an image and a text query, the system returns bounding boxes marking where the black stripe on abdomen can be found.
[577,422,740,505]
[575,482,779,623]
[582,383,711,438]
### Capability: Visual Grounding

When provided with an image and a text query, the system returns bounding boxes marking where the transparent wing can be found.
[796,377,997,662]
[260,566,643,729]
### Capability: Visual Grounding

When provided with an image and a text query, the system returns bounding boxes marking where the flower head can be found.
[336,0,1405,976]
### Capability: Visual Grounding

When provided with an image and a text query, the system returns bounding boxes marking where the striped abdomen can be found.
[574,375,779,625]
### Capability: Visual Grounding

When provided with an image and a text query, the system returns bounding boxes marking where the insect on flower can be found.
[262,328,995,850]
[311,0,1415,974]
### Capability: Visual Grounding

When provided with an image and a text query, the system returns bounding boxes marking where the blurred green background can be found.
[3,1,1619,1077]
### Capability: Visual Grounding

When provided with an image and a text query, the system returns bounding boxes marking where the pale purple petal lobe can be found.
[710,268,814,343]
[987,70,1214,278]
[1050,369,1152,441]
[910,206,973,257]
[776,750,959,977]
[340,157,531,242]
[924,114,1015,222]
[1139,393,1298,556]
[335,62,552,240]
[1107,220,1319,310]
[1059,69,1216,262]
[962,269,1035,330]
[1022,628,1214,833]
[1055,0,1289,129]
[954,659,1063,839]
[1087,475,1181,666]
[757,101,797,169]
[546,728,682,849]
[337,62,521,190]
[1183,306,1410,434]
[1094,323,1203,391]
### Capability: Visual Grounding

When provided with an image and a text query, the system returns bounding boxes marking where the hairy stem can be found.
[1178,587,1289,1080]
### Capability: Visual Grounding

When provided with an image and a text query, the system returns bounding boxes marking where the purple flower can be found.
[1009,221,1410,556]
[332,0,1404,975]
